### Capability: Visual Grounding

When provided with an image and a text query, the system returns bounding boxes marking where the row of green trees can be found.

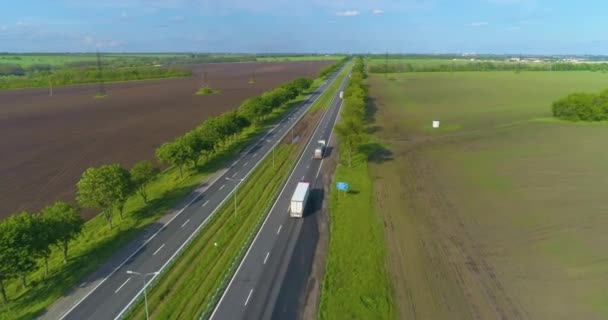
[0,76,313,303]
[368,62,608,73]
[0,159,160,303]
[319,57,349,78]
[552,89,608,121]
[0,202,83,303]
[335,57,368,167]
[0,66,192,90]
[77,77,313,230]
[155,77,313,177]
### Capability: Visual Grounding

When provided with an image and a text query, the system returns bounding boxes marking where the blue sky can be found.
[0,0,606,54]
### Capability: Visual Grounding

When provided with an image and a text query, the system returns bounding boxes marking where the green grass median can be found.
[127,142,299,319]
[318,151,395,320]
[309,62,351,113]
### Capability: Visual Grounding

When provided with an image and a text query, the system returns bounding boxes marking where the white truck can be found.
[313,140,326,159]
[339,91,344,99]
[290,182,310,218]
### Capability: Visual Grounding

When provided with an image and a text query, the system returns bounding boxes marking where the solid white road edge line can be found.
[113,69,338,320]
[316,99,345,181]
[58,99,276,319]
[209,67,350,320]
[114,278,131,294]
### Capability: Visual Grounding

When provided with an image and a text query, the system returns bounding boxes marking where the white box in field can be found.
[432,120,440,128]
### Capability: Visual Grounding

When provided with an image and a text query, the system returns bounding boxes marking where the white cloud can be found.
[336,10,359,17]
[505,26,521,31]
[171,15,186,22]
[467,22,489,27]
[15,21,31,27]
[83,35,126,48]
[372,9,384,15]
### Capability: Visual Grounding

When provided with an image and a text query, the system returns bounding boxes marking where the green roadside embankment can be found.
[318,57,396,319]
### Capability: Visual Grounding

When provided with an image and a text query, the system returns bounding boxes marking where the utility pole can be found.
[225,177,244,218]
[49,79,53,96]
[96,50,106,96]
[265,139,275,169]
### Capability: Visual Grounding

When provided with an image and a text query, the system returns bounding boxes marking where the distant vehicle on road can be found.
[339,91,344,99]
[290,182,310,218]
[313,140,326,159]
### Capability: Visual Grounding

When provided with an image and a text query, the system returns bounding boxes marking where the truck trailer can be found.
[289,182,310,218]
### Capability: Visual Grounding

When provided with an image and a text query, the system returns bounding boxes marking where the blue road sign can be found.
[336,182,349,191]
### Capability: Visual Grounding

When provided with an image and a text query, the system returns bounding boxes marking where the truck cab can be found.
[313,140,326,159]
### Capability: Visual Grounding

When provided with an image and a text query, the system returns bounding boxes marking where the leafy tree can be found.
[290,77,313,91]
[130,161,160,203]
[552,92,598,121]
[239,96,265,125]
[156,138,193,177]
[41,201,84,264]
[0,219,21,302]
[31,213,53,279]
[112,168,132,220]
[335,117,367,167]
[77,164,131,229]
[0,213,39,289]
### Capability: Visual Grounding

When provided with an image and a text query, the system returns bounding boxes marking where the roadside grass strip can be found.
[318,151,395,320]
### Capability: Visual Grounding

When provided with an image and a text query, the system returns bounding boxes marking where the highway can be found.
[56,66,347,320]
[210,66,351,320]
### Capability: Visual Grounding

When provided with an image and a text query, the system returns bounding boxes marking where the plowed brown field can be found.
[0,61,333,219]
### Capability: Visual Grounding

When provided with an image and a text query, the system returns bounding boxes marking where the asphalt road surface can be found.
[57,66,347,320]
[210,66,351,320]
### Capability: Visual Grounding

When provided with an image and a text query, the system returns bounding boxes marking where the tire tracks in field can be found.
[395,142,528,320]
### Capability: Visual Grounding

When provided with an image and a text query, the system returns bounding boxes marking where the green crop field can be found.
[366,57,470,66]
[368,71,608,319]
[0,53,188,67]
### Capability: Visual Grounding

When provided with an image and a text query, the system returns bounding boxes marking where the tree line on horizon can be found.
[0,64,191,90]
[368,61,608,73]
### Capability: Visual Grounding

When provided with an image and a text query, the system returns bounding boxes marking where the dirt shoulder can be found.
[300,121,339,320]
